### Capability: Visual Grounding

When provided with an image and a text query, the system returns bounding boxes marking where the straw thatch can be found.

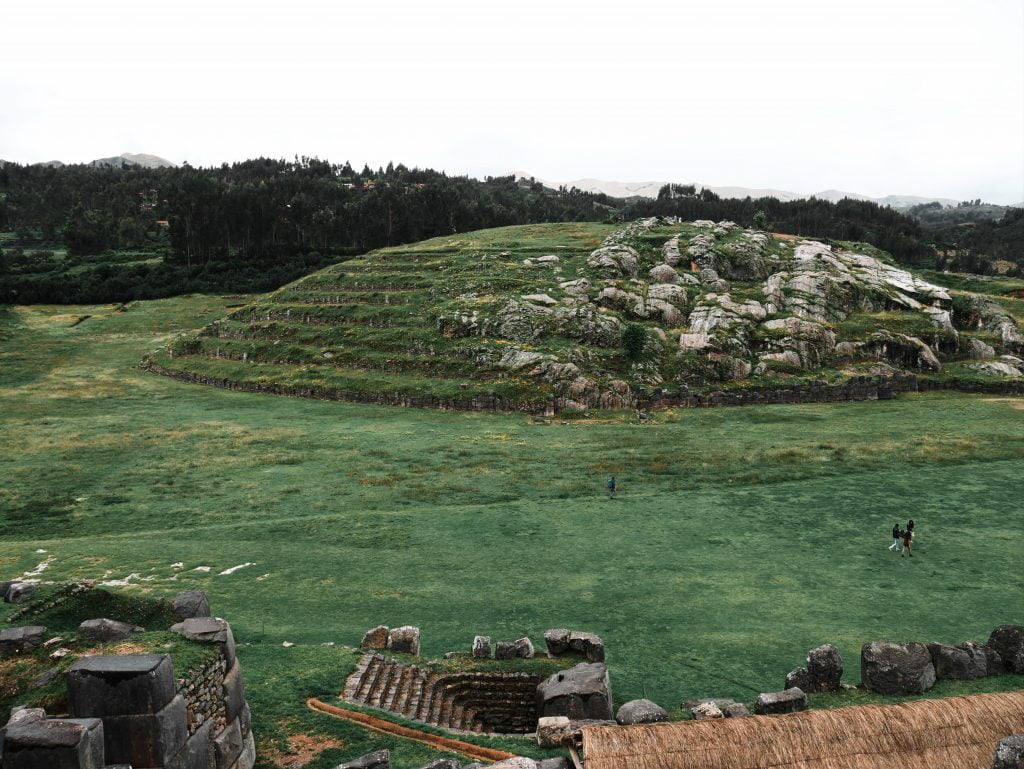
[581,690,1024,769]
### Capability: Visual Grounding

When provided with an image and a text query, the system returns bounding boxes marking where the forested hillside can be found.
[0,160,941,303]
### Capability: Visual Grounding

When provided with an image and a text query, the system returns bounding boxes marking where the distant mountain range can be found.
[522,174,961,210]
[14,152,178,169]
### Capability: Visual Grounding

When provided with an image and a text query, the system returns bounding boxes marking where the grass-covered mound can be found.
[145,220,1024,411]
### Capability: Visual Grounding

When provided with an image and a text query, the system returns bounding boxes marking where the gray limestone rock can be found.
[512,637,534,659]
[537,760,570,769]
[69,654,175,717]
[723,703,751,718]
[78,618,144,643]
[416,760,460,769]
[785,666,812,691]
[99,693,188,767]
[806,644,843,692]
[489,759,537,769]
[691,702,723,720]
[213,718,243,769]
[587,245,639,277]
[754,687,807,715]
[387,626,420,656]
[991,735,1024,769]
[494,642,516,660]
[332,750,391,769]
[171,617,237,666]
[861,641,936,694]
[360,625,389,651]
[988,625,1024,673]
[680,697,735,709]
[172,590,211,621]
[4,582,35,604]
[615,699,668,725]
[0,626,47,657]
[927,641,992,680]
[472,636,492,658]
[537,663,613,721]
[535,716,570,748]
[544,629,571,656]
[2,714,106,769]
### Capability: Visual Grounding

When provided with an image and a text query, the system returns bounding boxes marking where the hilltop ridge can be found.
[146,219,1024,411]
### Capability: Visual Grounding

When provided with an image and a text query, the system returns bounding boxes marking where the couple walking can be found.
[888,519,916,557]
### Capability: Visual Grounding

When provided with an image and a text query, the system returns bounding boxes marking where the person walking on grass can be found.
[607,476,617,499]
[901,527,914,557]
[889,523,902,552]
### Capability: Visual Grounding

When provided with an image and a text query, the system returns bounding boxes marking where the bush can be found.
[622,323,647,362]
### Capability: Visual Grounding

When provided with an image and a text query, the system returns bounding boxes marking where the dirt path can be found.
[306,698,518,764]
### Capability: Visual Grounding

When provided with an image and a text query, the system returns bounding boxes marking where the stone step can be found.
[354,655,384,702]
[405,671,427,719]
[380,662,406,711]
[368,659,397,708]
[387,665,412,713]
[343,655,374,699]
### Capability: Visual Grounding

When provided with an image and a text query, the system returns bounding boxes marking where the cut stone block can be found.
[231,729,256,769]
[537,663,613,721]
[222,661,246,722]
[78,618,144,643]
[2,716,105,769]
[0,626,47,657]
[68,654,175,717]
[99,693,188,767]
[172,590,211,621]
[535,715,571,748]
[166,717,214,769]
[754,687,807,715]
[213,718,243,769]
[360,625,389,651]
[171,617,236,667]
[4,582,35,604]
[386,626,420,656]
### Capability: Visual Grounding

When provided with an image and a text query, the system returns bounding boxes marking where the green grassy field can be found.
[2,296,1023,768]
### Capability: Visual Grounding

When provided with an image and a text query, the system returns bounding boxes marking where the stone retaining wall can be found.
[178,654,229,736]
[145,361,1024,416]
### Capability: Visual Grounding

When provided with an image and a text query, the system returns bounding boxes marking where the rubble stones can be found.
[489,759,538,769]
[861,641,936,694]
[78,618,145,643]
[754,687,807,715]
[535,716,571,748]
[987,626,1024,673]
[472,636,492,658]
[0,626,47,657]
[615,699,668,725]
[172,590,211,621]
[361,626,390,651]
[536,663,613,721]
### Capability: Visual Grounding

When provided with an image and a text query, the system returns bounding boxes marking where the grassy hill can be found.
[2,297,1024,768]
[146,219,1024,412]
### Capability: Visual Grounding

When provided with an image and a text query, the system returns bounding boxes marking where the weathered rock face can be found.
[661,236,683,266]
[171,589,211,621]
[615,699,668,725]
[806,644,844,692]
[536,663,613,721]
[754,687,807,715]
[587,245,639,277]
[785,666,812,691]
[991,735,1024,769]
[472,635,492,659]
[333,749,391,769]
[649,263,681,284]
[78,618,144,643]
[361,625,389,651]
[927,641,997,679]
[0,625,47,657]
[987,625,1024,673]
[970,360,1023,378]
[559,278,591,296]
[861,641,936,694]
[552,304,623,347]
[543,629,605,662]
[386,626,420,656]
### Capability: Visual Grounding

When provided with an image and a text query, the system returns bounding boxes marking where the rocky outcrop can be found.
[536,663,613,721]
[587,245,639,277]
[861,641,936,694]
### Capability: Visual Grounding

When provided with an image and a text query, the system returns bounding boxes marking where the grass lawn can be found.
[1,296,1023,768]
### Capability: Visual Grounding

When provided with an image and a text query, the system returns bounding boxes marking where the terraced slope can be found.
[146,220,1024,411]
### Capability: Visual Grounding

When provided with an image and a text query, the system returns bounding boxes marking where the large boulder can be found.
[4,581,35,604]
[0,625,47,657]
[991,735,1024,769]
[691,702,723,720]
[587,245,639,277]
[615,699,668,725]
[861,641,936,694]
[333,749,391,769]
[68,654,175,717]
[386,626,420,656]
[171,589,210,621]
[472,635,492,659]
[754,687,807,715]
[360,625,389,651]
[806,644,843,692]
[2,711,105,769]
[988,626,1024,673]
[78,618,144,643]
[927,641,997,679]
[785,667,812,691]
[537,663,613,721]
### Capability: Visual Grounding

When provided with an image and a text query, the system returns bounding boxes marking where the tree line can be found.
[0,158,945,303]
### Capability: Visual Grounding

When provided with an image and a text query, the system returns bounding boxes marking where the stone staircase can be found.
[342,653,542,735]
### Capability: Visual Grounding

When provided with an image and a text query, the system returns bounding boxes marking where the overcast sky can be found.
[2,0,1022,202]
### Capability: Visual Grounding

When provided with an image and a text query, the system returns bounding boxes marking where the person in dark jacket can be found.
[607,476,617,499]
[888,523,902,552]
[901,527,914,557]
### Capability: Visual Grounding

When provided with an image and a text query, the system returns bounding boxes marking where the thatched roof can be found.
[581,691,1024,769]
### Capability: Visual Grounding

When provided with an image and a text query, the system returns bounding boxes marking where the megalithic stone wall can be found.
[0,618,256,769]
